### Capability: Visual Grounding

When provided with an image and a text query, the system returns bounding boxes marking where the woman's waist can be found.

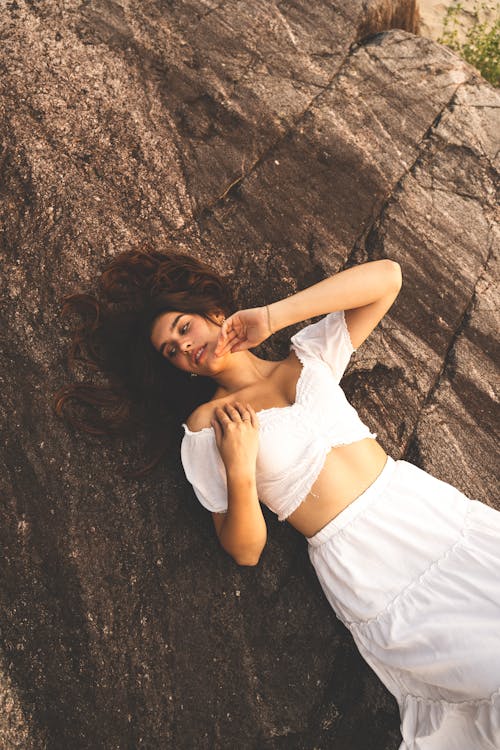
[286,438,388,537]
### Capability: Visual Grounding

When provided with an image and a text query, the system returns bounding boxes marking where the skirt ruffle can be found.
[307,457,500,750]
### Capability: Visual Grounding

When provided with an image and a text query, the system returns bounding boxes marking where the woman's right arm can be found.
[211,403,267,567]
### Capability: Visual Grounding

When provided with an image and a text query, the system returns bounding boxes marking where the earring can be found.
[190,372,198,378]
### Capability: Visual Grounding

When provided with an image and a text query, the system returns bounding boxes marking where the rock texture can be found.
[0,1,498,749]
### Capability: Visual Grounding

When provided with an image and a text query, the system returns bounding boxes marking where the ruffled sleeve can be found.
[180,429,228,514]
[290,310,354,384]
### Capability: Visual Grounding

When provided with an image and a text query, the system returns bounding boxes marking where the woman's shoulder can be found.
[185,397,227,433]
[185,403,213,433]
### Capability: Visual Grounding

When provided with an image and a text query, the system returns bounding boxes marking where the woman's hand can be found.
[215,306,272,356]
[211,402,260,474]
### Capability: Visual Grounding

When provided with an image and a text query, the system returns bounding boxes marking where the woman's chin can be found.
[202,352,228,376]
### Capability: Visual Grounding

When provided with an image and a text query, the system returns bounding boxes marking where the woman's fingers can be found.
[224,402,242,420]
[211,416,222,444]
[215,307,273,357]
[213,402,258,430]
[231,402,258,424]
[233,402,252,421]
[214,403,242,431]
[214,313,251,356]
[215,323,240,355]
[214,405,231,423]
[215,330,239,357]
[246,403,259,429]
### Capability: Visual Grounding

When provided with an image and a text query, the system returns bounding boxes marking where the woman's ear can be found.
[208,309,226,325]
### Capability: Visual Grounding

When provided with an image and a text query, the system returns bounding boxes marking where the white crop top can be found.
[180,310,377,521]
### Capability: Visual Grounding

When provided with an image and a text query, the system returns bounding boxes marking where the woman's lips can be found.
[194,344,207,364]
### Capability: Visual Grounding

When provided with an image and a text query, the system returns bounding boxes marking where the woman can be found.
[57,248,500,750]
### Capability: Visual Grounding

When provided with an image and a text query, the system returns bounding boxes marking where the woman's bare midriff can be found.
[286,438,388,538]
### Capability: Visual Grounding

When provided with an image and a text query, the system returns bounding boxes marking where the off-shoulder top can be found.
[180,310,377,521]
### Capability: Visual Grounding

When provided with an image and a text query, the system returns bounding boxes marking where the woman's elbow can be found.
[231,541,266,567]
[219,541,264,566]
[235,554,261,567]
[387,259,402,291]
[233,545,265,566]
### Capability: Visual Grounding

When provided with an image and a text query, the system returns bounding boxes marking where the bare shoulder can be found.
[185,398,226,432]
[185,402,215,432]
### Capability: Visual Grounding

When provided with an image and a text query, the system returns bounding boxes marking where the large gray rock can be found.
[0,1,498,748]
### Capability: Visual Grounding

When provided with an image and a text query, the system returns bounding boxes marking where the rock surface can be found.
[0,1,498,749]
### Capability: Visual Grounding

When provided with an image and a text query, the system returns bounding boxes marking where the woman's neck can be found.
[212,351,276,396]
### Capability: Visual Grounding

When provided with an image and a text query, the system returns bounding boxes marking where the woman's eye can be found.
[167,321,189,357]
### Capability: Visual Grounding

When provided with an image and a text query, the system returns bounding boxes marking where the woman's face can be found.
[150,311,227,376]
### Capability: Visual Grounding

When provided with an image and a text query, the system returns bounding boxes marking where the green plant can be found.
[438,1,500,86]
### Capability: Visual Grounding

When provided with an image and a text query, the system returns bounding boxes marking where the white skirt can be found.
[307,456,500,750]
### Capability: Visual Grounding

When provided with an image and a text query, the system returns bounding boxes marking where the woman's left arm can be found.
[215,259,402,355]
[269,259,402,349]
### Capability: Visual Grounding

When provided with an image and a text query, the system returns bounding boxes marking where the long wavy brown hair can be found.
[54,247,236,477]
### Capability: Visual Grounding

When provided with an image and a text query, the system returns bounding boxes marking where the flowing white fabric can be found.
[308,457,500,750]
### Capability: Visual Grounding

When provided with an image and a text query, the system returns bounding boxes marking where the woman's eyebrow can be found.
[159,313,184,356]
